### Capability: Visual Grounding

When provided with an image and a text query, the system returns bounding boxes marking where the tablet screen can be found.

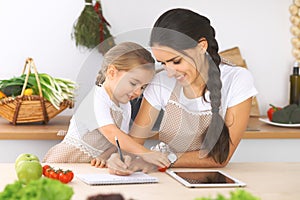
[174,171,235,184]
[166,170,246,187]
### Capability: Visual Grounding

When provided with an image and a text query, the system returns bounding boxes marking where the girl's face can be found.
[108,66,154,105]
[151,45,203,88]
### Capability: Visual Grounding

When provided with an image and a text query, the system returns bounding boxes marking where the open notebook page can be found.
[76,172,159,185]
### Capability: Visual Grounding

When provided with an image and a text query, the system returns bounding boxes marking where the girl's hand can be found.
[107,153,133,176]
[91,146,118,168]
[90,157,106,168]
[137,151,170,168]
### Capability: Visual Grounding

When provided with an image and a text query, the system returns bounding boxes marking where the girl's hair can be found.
[95,42,155,85]
[150,8,230,164]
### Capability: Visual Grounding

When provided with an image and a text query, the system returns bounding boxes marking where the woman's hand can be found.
[137,150,170,168]
[128,157,157,173]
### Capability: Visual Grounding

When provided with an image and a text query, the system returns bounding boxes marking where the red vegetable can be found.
[158,166,167,172]
[42,165,74,184]
[42,165,51,176]
[267,104,282,121]
[59,170,74,184]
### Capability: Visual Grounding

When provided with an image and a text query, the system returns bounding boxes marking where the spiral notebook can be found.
[76,172,159,185]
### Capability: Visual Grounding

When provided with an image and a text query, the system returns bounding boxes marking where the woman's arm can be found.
[98,124,169,167]
[129,98,161,144]
[172,97,253,168]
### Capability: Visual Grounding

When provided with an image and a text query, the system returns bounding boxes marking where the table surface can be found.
[0,162,299,200]
[0,116,300,140]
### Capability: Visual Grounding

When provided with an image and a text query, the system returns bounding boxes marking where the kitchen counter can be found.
[0,116,300,140]
[0,162,299,200]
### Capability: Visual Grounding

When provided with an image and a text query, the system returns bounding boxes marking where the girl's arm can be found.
[172,97,253,168]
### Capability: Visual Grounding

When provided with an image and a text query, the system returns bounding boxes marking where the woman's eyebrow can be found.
[156,55,180,63]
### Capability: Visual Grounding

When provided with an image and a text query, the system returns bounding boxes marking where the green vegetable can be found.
[0,85,22,97]
[0,178,73,200]
[0,73,76,110]
[272,104,298,124]
[195,189,260,200]
[290,106,300,123]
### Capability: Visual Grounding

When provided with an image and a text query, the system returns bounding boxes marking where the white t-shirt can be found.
[144,64,258,118]
[65,85,131,142]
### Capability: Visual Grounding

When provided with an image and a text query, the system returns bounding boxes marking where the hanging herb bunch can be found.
[72,0,115,54]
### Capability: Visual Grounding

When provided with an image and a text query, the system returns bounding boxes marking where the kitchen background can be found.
[0,0,294,115]
[1,0,298,162]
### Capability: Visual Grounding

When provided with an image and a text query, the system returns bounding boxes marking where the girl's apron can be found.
[43,109,123,163]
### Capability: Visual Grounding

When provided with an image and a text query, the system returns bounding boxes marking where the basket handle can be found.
[20,58,43,98]
[12,58,49,125]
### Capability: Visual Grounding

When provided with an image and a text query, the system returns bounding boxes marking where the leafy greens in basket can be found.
[0,73,76,110]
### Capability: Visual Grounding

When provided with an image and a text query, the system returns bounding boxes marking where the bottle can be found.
[289,61,300,105]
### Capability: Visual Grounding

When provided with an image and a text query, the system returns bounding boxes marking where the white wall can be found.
[0,0,294,115]
[1,139,300,163]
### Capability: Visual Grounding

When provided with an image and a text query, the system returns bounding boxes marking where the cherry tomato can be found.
[49,170,59,180]
[158,166,167,172]
[44,168,53,178]
[267,104,282,121]
[42,165,51,176]
[66,170,74,180]
[59,170,74,184]
[42,164,74,183]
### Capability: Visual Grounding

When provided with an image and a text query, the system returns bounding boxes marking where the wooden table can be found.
[1,116,300,140]
[0,162,299,200]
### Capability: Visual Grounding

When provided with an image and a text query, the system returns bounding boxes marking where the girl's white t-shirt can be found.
[67,85,131,139]
[144,64,258,118]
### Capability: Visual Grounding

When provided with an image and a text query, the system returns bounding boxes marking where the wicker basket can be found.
[0,58,74,125]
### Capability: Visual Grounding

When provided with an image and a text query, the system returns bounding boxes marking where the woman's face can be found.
[151,45,203,88]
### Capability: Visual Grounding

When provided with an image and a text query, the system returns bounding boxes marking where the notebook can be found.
[76,172,159,185]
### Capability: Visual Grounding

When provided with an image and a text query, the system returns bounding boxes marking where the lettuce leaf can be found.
[0,178,73,200]
[195,189,260,200]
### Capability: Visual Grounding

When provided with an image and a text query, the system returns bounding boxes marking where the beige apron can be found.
[43,109,123,163]
[159,83,212,153]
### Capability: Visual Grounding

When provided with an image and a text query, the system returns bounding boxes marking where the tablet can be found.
[166,169,246,188]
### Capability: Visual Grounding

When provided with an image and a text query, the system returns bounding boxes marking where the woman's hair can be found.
[150,8,230,164]
[95,42,155,85]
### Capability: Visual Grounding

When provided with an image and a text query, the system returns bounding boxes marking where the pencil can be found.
[115,136,124,162]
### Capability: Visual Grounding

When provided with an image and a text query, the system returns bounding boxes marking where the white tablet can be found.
[166,169,246,188]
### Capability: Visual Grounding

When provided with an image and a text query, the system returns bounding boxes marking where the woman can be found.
[107,8,257,174]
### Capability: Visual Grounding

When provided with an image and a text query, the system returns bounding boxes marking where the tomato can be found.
[66,171,74,180]
[42,165,51,176]
[42,164,74,183]
[49,170,59,180]
[267,104,282,121]
[59,170,74,184]
[158,166,167,172]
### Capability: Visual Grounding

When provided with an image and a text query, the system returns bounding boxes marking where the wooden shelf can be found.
[0,116,299,140]
[244,117,300,139]
[0,116,71,140]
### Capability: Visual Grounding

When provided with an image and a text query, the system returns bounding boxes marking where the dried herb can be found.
[72,0,115,54]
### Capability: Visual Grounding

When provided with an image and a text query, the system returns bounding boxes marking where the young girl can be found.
[43,42,170,168]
